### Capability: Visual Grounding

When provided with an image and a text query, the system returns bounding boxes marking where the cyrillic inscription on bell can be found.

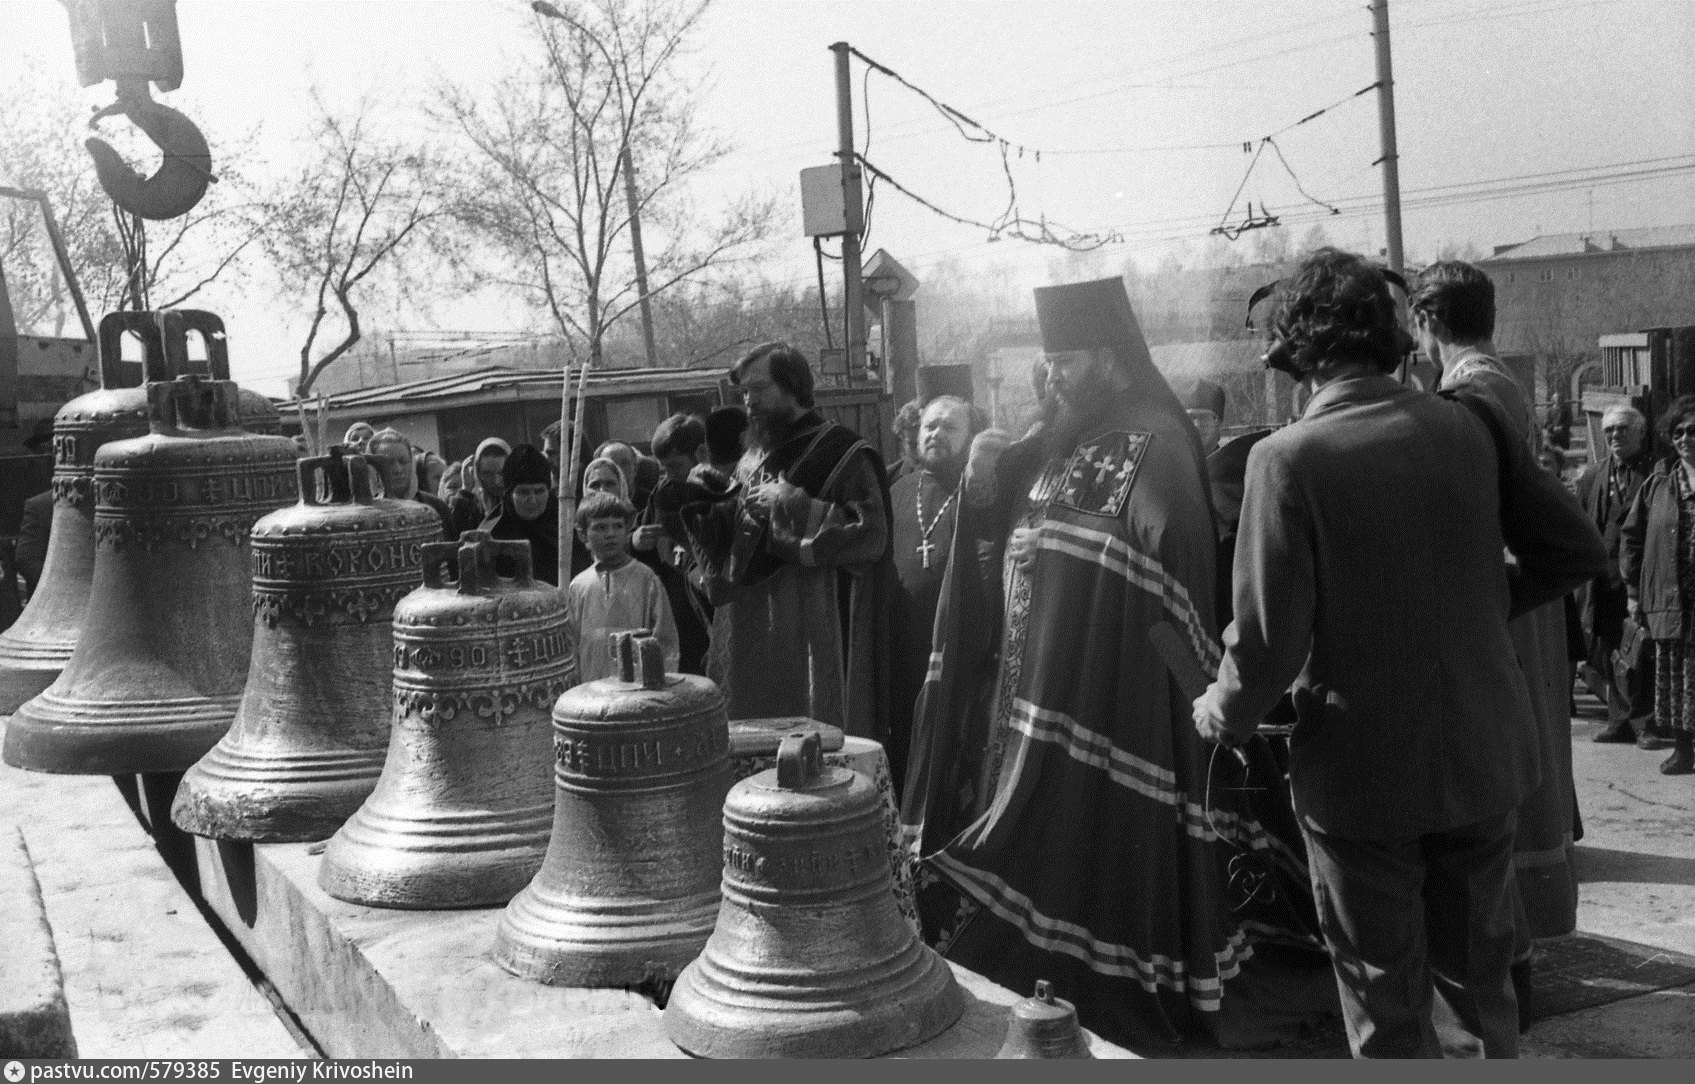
[0,310,279,714]
[665,730,964,1058]
[494,631,730,988]
[171,447,441,843]
[3,375,298,775]
[318,532,576,909]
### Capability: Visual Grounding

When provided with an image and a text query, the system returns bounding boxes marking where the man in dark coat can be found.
[1194,249,1606,1058]
[1575,404,1659,744]
[886,394,978,792]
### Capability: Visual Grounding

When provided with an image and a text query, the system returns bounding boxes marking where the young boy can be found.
[567,490,681,683]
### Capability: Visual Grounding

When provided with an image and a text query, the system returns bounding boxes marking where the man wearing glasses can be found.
[1575,405,1659,745]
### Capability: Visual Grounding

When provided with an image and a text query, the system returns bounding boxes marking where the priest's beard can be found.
[1038,381,1116,458]
[745,406,799,455]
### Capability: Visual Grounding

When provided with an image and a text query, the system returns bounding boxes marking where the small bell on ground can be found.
[995,980,1094,1059]
[171,447,441,842]
[317,532,575,909]
[494,631,730,988]
[4,374,297,775]
[665,730,964,1058]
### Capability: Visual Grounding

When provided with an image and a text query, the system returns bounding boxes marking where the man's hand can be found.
[1008,526,1041,572]
[1192,684,1243,748]
[747,472,803,513]
[963,428,1012,507]
[631,524,663,552]
[1628,598,1645,625]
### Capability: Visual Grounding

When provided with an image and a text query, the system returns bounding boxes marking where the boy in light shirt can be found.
[566,490,680,683]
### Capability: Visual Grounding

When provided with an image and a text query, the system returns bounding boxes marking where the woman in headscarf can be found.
[490,443,561,585]
[581,456,628,499]
[448,437,512,537]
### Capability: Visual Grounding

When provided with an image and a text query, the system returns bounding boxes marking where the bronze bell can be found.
[0,312,277,714]
[171,448,441,842]
[995,980,1094,1059]
[318,532,576,909]
[495,631,730,987]
[665,730,964,1058]
[3,375,298,775]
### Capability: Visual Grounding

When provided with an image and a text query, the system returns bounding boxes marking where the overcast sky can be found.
[5,0,1693,394]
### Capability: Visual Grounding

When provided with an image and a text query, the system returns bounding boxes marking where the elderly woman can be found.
[438,458,465,503]
[581,456,629,499]
[1621,394,1695,775]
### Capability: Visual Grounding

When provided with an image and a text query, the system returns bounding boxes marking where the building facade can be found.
[1480,224,1695,405]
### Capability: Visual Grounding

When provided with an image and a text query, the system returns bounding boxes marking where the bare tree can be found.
[0,62,266,327]
[433,0,777,370]
[263,91,446,397]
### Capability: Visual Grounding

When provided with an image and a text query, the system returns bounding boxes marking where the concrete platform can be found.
[0,721,310,1058]
[0,827,76,1057]
[193,837,1135,1059]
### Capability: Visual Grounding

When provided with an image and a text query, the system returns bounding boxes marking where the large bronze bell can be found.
[318,533,575,909]
[3,375,297,775]
[994,981,1094,1059]
[0,312,278,714]
[665,730,964,1058]
[171,448,442,842]
[495,632,730,987]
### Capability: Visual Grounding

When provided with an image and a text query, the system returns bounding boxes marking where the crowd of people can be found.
[300,246,1695,1059]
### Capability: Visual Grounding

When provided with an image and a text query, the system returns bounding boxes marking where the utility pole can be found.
[831,42,867,377]
[1370,0,1405,276]
[622,147,658,367]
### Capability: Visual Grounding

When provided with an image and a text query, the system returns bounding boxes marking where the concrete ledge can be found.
[0,722,308,1058]
[195,838,1136,1059]
[0,827,76,1058]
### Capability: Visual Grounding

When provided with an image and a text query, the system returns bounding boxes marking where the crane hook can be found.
[84,92,215,221]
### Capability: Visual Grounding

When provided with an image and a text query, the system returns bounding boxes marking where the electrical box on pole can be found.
[800,164,849,237]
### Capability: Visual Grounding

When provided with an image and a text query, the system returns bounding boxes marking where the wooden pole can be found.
[1371,0,1405,276]
[831,42,867,377]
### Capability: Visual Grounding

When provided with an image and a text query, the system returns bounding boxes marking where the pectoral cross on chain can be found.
[916,536,937,570]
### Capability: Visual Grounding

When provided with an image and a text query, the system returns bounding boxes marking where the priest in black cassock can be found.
[886,394,980,792]
[901,277,1334,1051]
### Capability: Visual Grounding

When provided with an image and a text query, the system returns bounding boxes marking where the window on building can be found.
[1506,272,1516,284]
[1567,268,1579,280]
[1539,268,1553,282]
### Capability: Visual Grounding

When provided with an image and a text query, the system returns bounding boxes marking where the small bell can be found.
[995,980,1093,1059]
[493,631,730,988]
[665,730,963,1058]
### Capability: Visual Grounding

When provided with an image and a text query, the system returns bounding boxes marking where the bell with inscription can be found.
[995,981,1094,1059]
[3,376,297,775]
[318,533,576,909]
[0,312,279,714]
[495,632,730,987]
[665,730,963,1058]
[171,448,441,842]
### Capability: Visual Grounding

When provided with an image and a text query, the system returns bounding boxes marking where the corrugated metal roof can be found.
[1484,224,1695,262]
[277,365,724,415]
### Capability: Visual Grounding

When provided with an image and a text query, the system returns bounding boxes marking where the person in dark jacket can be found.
[1195,248,1607,1058]
[490,444,561,586]
[1575,405,1659,744]
[1620,395,1695,775]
